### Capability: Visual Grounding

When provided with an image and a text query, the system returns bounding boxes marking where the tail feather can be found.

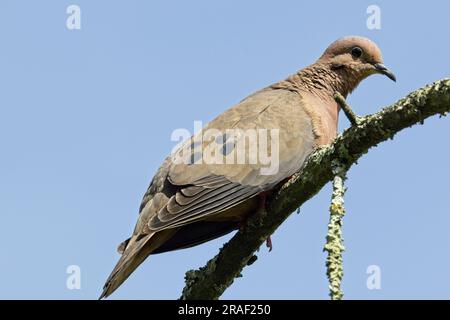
[100,230,175,299]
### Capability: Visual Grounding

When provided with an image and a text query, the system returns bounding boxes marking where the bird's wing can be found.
[137,88,316,233]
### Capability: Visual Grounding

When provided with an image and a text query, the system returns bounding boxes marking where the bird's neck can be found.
[270,63,364,145]
[271,63,361,100]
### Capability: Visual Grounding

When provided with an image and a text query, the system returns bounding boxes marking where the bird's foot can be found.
[266,236,273,252]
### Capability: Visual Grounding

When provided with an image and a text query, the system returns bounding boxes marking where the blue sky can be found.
[0,1,449,299]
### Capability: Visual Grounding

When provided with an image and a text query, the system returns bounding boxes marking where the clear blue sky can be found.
[0,1,449,299]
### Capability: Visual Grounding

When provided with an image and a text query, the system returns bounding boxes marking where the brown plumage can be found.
[100,36,395,298]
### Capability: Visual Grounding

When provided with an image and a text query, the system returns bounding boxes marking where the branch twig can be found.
[323,93,355,300]
[324,161,347,300]
[181,79,450,300]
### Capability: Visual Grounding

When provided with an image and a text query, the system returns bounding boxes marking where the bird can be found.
[100,36,396,298]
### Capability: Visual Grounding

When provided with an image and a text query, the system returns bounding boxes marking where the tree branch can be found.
[180,78,450,300]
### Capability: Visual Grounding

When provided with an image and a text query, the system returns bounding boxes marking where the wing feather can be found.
[141,89,315,233]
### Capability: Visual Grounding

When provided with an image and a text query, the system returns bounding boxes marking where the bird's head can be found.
[317,36,396,93]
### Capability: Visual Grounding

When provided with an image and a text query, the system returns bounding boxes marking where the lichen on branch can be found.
[324,161,347,300]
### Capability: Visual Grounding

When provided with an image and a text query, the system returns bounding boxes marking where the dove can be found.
[100,36,396,298]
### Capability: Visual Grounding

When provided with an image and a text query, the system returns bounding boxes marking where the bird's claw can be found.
[266,236,273,252]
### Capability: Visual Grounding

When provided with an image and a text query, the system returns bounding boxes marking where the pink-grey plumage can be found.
[100,36,395,299]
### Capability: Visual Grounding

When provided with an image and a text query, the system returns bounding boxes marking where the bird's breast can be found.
[298,92,339,146]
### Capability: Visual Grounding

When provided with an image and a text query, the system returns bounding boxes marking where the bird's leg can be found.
[257,192,273,252]
[266,235,273,252]
[238,192,267,233]
[334,92,362,126]
[238,191,273,252]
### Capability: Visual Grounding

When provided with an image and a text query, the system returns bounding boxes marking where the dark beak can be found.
[374,63,396,82]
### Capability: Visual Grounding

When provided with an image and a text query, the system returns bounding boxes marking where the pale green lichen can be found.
[324,161,347,300]
[181,255,220,300]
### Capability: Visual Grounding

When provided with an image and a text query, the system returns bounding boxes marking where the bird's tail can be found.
[99,230,174,299]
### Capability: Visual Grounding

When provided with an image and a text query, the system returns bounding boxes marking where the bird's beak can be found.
[373,63,396,82]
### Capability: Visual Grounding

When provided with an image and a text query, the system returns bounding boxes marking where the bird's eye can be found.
[351,46,363,58]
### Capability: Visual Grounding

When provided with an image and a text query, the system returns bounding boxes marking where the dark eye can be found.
[351,46,363,58]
